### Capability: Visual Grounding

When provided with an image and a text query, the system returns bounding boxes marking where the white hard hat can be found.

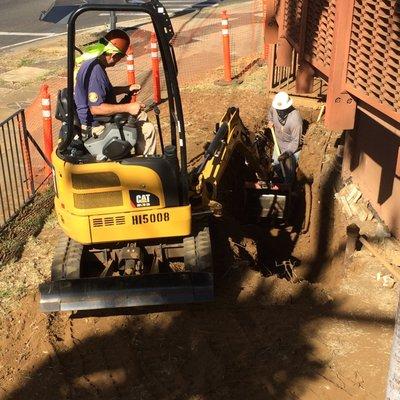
[272,91,293,110]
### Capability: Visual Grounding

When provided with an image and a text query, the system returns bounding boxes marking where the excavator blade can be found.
[40,272,213,312]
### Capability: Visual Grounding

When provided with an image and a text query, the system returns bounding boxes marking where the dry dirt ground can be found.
[0,58,399,400]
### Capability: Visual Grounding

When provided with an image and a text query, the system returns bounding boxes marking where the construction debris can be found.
[335,183,374,221]
[382,275,396,288]
[360,236,400,282]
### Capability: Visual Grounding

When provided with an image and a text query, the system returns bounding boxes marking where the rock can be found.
[376,223,391,239]
[382,275,396,288]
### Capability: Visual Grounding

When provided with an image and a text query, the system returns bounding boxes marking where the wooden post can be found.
[345,223,360,260]
[324,0,357,130]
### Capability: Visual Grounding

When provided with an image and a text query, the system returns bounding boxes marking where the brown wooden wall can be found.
[266,0,400,236]
[343,110,400,237]
[267,0,399,130]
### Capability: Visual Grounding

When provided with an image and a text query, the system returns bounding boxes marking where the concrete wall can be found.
[343,109,400,238]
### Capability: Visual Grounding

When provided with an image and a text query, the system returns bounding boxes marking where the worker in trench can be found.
[74,29,156,155]
[267,91,303,183]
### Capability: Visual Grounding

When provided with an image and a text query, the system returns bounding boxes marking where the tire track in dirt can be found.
[209,310,286,398]
[94,318,139,400]
[52,313,175,400]
[46,313,124,399]
[68,317,105,399]
[123,314,183,400]
[167,306,278,398]
[46,313,75,399]
[97,344,123,400]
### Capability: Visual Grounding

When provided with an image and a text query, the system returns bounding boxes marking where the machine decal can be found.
[132,212,170,225]
[129,190,160,208]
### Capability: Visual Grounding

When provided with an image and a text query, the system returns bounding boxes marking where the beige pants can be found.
[83,111,156,156]
[135,111,156,155]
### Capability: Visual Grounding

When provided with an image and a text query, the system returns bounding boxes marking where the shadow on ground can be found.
[6,114,390,400]
[4,209,394,400]
[5,274,394,399]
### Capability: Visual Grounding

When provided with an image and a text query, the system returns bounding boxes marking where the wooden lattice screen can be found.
[346,0,400,117]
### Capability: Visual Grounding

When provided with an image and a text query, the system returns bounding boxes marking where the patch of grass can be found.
[43,211,58,230]
[181,59,268,96]
[18,57,34,67]
[35,74,49,84]
[0,284,26,300]
[0,288,12,299]
[0,187,54,267]
[0,234,56,314]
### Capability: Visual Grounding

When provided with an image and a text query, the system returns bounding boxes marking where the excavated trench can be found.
[0,89,397,400]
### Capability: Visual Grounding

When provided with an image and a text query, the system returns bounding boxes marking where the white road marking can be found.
[193,3,219,7]
[0,27,89,51]
[98,12,148,16]
[0,0,223,51]
[168,8,193,11]
[0,34,61,50]
[0,32,55,37]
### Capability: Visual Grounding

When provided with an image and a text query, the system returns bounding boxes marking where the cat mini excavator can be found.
[39,0,290,312]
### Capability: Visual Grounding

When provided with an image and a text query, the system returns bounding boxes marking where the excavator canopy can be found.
[41,0,153,24]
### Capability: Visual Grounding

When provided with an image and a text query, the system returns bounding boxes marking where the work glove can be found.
[278,151,293,162]
[128,83,141,94]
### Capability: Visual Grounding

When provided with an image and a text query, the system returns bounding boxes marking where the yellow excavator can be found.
[39,0,291,312]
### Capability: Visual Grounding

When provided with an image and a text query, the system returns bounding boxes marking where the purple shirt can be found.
[74,58,116,125]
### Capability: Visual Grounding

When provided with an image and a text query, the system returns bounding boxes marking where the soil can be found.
[0,23,398,400]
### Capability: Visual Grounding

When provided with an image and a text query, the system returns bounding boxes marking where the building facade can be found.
[266,0,400,236]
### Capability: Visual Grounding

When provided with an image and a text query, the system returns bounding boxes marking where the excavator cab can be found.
[54,88,140,162]
[39,0,214,312]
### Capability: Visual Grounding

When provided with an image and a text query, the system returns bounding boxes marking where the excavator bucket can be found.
[40,272,213,312]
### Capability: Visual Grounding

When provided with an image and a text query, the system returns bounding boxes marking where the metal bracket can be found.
[325,92,357,131]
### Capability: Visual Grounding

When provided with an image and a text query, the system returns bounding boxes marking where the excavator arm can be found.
[191,107,271,210]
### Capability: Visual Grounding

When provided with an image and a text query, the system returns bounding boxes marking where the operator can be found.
[267,91,303,183]
[74,29,156,155]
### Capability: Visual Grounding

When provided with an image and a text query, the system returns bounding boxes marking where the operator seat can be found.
[55,88,137,162]
[55,88,82,137]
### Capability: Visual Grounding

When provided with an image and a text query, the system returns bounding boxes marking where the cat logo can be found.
[136,194,151,207]
[129,190,159,208]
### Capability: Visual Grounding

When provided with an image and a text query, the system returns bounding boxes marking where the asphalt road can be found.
[0,0,223,50]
